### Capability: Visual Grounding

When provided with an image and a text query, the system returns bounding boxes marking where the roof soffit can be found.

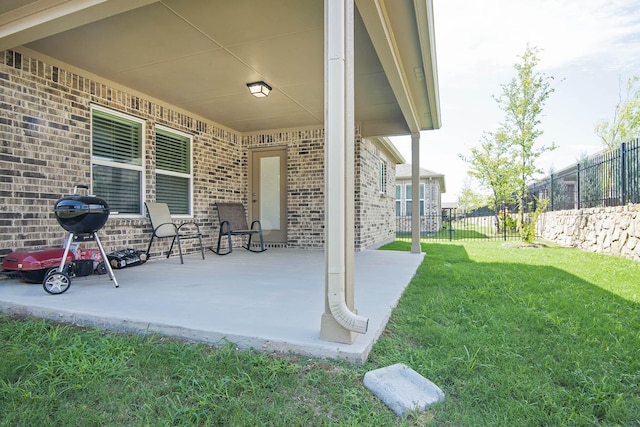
[2,0,440,137]
[355,0,440,133]
[0,0,159,50]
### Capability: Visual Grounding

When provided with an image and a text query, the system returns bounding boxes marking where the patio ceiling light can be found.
[246,81,272,98]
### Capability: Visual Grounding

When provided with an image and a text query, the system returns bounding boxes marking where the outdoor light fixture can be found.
[247,81,272,98]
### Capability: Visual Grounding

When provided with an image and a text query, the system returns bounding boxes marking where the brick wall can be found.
[244,130,326,249]
[355,138,397,249]
[0,49,397,257]
[0,50,240,257]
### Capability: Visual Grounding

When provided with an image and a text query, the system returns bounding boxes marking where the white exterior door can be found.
[250,148,287,243]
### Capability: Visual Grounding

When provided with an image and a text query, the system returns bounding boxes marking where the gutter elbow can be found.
[328,290,369,334]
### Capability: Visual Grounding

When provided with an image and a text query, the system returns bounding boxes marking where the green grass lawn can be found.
[1,241,639,426]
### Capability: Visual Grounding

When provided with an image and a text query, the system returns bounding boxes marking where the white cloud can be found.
[434,0,640,74]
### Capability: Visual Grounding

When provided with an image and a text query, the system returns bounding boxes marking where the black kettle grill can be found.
[54,194,110,234]
[44,185,119,294]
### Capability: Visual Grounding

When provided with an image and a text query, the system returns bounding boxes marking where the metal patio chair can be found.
[211,202,266,255]
[145,202,205,264]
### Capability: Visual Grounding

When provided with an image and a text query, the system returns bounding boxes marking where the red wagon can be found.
[1,248,76,284]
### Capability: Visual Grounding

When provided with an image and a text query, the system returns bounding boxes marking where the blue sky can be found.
[391,0,640,202]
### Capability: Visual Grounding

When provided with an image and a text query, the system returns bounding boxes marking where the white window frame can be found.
[154,124,194,218]
[90,105,145,217]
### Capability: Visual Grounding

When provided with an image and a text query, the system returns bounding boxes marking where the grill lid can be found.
[54,195,110,233]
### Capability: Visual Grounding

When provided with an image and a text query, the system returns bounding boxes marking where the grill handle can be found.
[73,184,89,195]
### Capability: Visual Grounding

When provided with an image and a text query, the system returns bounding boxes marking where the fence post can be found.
[502,206,507,241]
[550,173,554,211]
[621,142,627,205]
[448,208,453,241]
[577,163,581,210]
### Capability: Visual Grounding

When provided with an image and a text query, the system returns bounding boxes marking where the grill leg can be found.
[57,233,75,273]
[93,232,119,288]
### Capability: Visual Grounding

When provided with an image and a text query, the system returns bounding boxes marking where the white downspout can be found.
[324,0,368,334]
[411,133,422,254]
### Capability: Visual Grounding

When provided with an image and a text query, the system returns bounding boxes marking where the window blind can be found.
[155,128,191,215]
[91,109,143,214]
[156,129,189,173]
[156,174,189,214]
[93,164,141,214]
[92,111,142,165]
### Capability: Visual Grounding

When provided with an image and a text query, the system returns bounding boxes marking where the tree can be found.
[457,179,486,212]
[459,130,517,231]
[494,45,556,223]
[459,45,556,241]
[595,75,640,149]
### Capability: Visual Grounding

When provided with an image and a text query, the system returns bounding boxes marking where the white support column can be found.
[321,0,368,344]
[411,133,422,254]
[344,0,355,312]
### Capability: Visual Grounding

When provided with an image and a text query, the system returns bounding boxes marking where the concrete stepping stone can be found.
[364,363,445,417]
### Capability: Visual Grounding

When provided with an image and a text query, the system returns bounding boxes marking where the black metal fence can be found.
[396,208,522,241]
[396,140,640,241]
[531,140,640,211]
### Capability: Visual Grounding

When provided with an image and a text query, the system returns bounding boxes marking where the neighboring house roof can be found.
[1,0,440,138]
[395,164,446,193]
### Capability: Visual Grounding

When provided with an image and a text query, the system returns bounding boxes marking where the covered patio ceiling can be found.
[0,0,440,137]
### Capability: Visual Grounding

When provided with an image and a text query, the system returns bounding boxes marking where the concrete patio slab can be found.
[0,248,424,363]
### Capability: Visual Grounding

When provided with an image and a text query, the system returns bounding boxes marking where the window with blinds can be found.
[155,127,192,215]
[91,107,143,214]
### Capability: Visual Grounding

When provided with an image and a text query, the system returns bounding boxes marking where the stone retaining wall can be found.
[537,204,640,262]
